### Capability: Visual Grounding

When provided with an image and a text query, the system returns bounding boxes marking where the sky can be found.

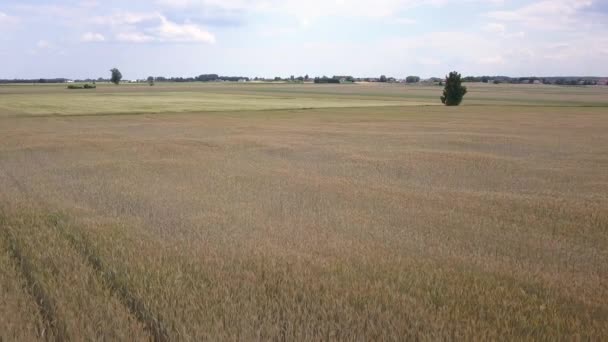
[1,0,607,79]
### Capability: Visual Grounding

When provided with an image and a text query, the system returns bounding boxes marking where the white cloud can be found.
[12,4,89,21]
[483,23,505,34]
[0,11,19,25]
[372,25,606,76]
[478,56,505,65]
[12,4,217,44]
[482,23,526,39]
[395,17,417,25]
[36,40,52,49]
[116,32,155,43]
[155,16,216,43]
[417,58,442,66]
[92,12,161,26]
[156,0,501,25]
[29,40,62,55]
[94,11,215,43]
[486,0,596,29]
[81,32,105,42]
[476,0,608,73]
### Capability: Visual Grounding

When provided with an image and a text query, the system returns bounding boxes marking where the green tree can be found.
[379,75,387,83]
[405,76,420,83]
[147,76,155,86]
[110,68,122,85]
[440,71,467,106]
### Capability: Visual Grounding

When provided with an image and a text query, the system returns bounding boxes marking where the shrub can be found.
[67,84,96,90]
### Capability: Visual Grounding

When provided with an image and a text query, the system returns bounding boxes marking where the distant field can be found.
[1,83,607,340]
[1,82,608,117]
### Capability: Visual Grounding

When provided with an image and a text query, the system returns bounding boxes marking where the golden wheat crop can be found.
[1,83,607,340]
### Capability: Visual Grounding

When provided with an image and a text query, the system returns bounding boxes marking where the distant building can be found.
[598,78,608,86]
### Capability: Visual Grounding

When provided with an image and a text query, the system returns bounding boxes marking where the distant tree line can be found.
[1,75,605,86]
[553,78,597,86]
[314,76,340,84]
[0,77,111,83]
[0,78,69,84]
[151,74,251,83]
[313,76,355,84]
[463,76,603,85]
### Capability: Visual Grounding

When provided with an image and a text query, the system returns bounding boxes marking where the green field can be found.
[2,82,607,117]
[1,82,607,340]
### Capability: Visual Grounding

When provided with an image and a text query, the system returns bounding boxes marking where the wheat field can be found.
[1,83,607,340]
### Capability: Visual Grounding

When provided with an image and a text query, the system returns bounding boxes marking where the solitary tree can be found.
[110,68,122,85]
[406,76,420,83]
[440,71,467,106]
[379,75,387,83]
[147,76,155,86]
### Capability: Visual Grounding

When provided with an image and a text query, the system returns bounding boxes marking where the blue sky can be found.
[1,0,607,79]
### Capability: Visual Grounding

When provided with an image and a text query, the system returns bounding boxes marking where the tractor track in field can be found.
[0,219,67,341]
[0,166,64,340]
[0,165,171,341]
[51,215,171,342]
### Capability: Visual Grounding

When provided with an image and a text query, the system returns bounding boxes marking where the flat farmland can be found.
[1,83,607,340]
[1,82,607,116]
